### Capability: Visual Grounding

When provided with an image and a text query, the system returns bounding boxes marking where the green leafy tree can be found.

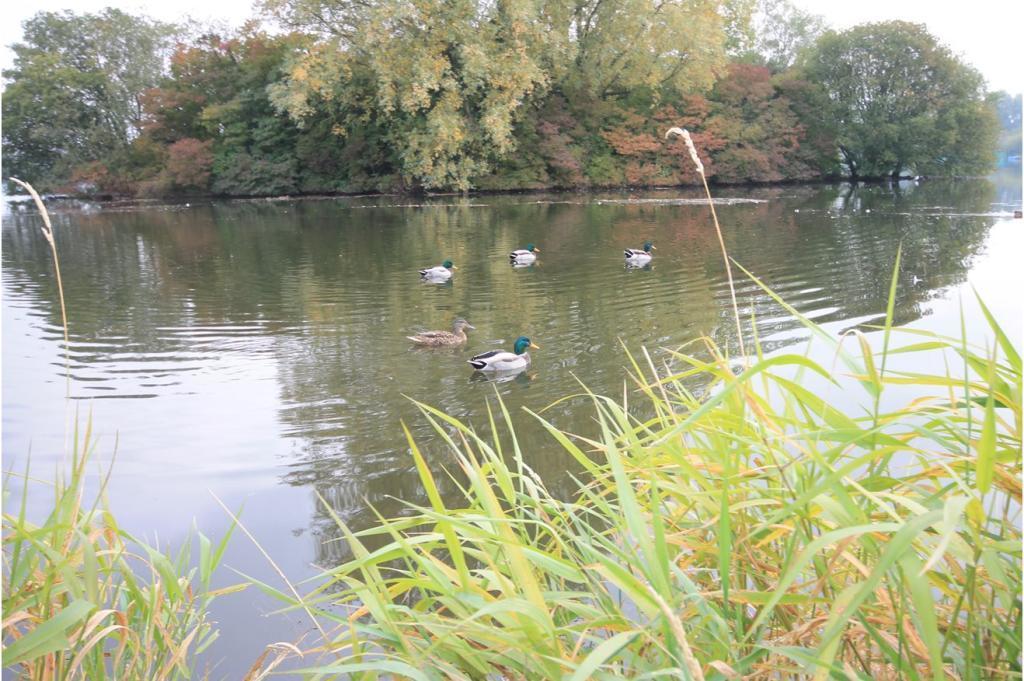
[800,21,997,178]
[2,9,176,190]
[264,0,735,191]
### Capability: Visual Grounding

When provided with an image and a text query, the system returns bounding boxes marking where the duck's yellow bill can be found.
[534,247,541,252]
[530,342,540,349]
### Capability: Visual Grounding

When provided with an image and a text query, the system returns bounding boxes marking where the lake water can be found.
[2,177,1021,676]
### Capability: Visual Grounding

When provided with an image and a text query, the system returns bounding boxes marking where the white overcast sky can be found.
[0,0,1021,93]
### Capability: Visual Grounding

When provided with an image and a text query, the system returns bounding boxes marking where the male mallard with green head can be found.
[624,241,655,264]
[468,336,539,371]
[509,244,540,264]
[420,259,456,282]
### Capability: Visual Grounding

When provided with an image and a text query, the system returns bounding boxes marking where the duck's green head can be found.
[442,259,455,269]
[513,336,540,355]
[526,243,540,253]
[643,241,655,253]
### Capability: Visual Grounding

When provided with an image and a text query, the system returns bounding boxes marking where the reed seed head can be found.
[665,127,704,175]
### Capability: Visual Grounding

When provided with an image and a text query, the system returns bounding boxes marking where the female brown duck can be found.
[407,319,475,347]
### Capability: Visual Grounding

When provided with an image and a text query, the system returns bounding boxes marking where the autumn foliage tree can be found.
[1,4,1002,196]
[165,139,213,190]
[137,30,309,196]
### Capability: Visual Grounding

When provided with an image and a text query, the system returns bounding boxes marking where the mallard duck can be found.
[509,244,540,263]
[420,260,456,281]
[407,319,475,347]
[468,336,539,371]
[624,241,655,264]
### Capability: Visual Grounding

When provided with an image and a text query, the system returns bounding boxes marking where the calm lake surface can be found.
[3,177,1021,675]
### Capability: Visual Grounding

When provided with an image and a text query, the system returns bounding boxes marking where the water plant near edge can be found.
[9,178,70,389]
[1,418,245,679]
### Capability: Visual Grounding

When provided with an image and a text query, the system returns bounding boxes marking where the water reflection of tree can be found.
[284,181,1001,565]
[1,179,1002,567]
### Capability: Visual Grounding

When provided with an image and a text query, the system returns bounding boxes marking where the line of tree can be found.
[1,1,1009,197]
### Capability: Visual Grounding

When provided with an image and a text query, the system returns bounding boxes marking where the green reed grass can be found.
[1,417,245,680]
[253,277,1020,680]
[231,128,1021,679]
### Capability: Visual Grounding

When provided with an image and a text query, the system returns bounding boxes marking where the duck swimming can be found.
[407,319,475,347]
[509,244,540,264]
[468,336,539,371]
[624,241,655,264]
[420,260,456,281]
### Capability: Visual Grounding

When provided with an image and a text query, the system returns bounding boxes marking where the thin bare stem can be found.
[664,129,747,364]
[212,493,329,642]
[10,178,72,391]
[698,172,747,362]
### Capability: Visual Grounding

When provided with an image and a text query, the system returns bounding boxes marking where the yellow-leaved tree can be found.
[263,0,735,191]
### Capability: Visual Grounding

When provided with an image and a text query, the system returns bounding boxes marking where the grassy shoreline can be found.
[6,173,996,205]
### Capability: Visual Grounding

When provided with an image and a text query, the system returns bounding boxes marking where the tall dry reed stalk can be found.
[10,179,70,385]
[665,127,747,363]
